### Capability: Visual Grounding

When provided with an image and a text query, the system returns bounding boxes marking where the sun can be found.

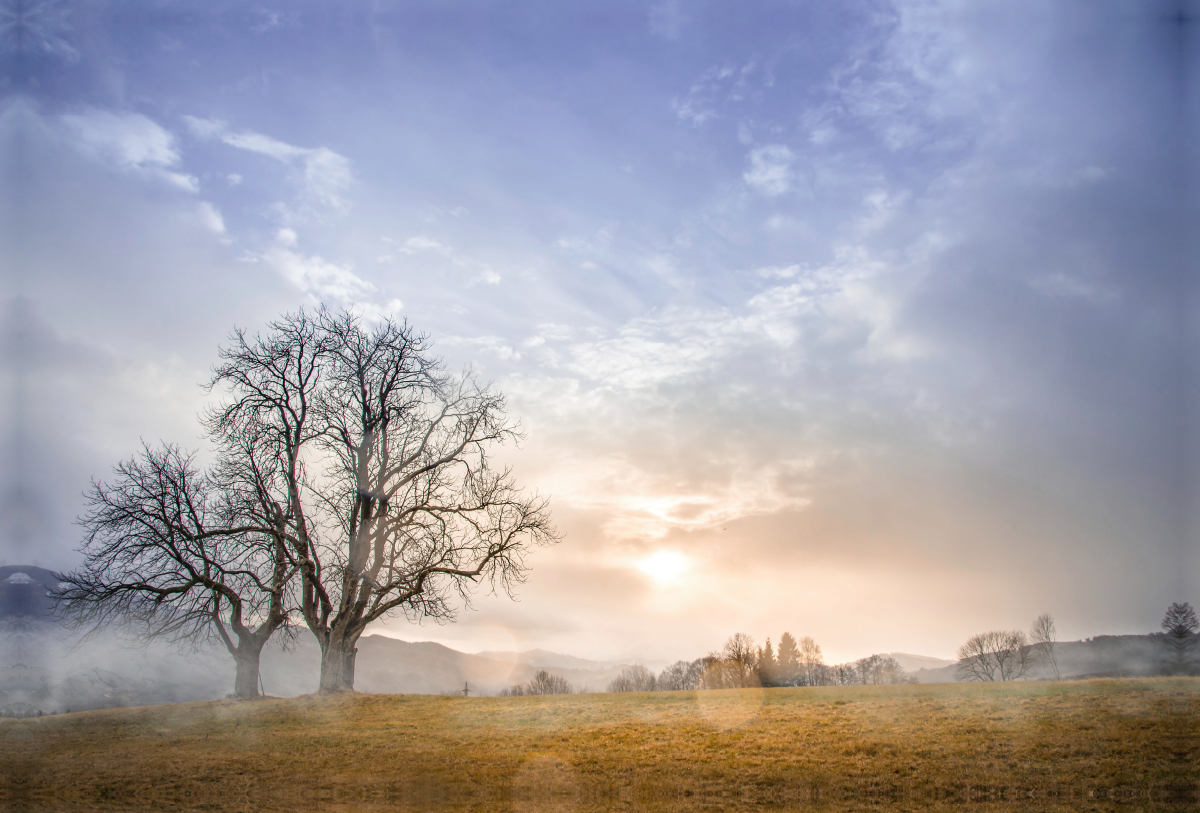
[635,550,691,583]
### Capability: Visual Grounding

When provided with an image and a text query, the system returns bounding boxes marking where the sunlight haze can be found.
[1,0,1193,669]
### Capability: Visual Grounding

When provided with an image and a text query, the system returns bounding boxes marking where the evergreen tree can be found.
[759,637,778,685]
[776,632,800,685]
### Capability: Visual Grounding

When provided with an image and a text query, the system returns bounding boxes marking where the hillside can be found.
[0,565,634,707]
[473,648,620,670]
[261,635,634,697]
[909,634,1173,683]
[2,678,1195,812]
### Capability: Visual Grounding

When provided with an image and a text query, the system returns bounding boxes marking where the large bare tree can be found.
[55,443,296,698]
[209,309,558,691]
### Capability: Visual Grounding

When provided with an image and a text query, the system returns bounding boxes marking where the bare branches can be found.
[61,308,556,696]
[1029,613,1060,680]
[956,630,1030,682]
[1161,602,1198,675]
[55,445,290,658]
[499,670,575,696]
[607,665,658,692]
[208,309,559,691]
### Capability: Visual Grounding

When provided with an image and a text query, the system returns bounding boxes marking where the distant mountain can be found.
[884,653,956,673]
[0,565,231,714]
[0,564,637,704]
[0,566,59,621]
[5,564,1183,702]
[472,648,619,671]
[261,636,634,696]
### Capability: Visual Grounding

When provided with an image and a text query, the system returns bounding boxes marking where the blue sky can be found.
[1,0,1193,664]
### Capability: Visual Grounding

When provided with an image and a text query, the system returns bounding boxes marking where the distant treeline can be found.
[493,603,1198,697]
[497,671,575,696]
[606,632,915,694]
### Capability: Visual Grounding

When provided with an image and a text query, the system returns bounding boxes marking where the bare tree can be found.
[956,630,1030,681]
[723,632,758,680]
[853,654,912,685]
[209,310,559,692]
[657,660,696,691]
[1161,602,1198,675]
[797,636,825,686]
[697,633,761,689]
[501,670,574,696]
[1029,613,1060,679]
[826,663,857,685]
[658,657,713,690]
[55,444,295,698]
[607,664,657,692]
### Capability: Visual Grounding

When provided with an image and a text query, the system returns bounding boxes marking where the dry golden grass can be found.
[2,677,1196,812]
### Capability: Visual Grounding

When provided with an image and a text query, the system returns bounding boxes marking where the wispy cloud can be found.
[60,110,197,191]
[183,116,353,213]
[549,454,813,541]
[248,228,375,304]
[743,144,795,196]
[671,61,757,126]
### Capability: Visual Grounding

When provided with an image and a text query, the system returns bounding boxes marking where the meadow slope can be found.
[2,678,1196,812]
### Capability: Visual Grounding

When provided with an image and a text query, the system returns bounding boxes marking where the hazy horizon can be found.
[2,0,1195,668]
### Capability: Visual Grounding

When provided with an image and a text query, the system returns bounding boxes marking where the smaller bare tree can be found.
[500,670,574,696]
[1029,613,1060,679]
[658,657,714,690]
[696,634,761,689]
[956,630,1030,681]
[853,654,912,685]
[1161,602,1198,675]
[607,664,657,692]
[797,636,825,686]
[657,660,695,691]
[55,444,296,698]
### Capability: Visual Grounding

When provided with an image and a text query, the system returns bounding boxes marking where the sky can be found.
[1,0,1195,667]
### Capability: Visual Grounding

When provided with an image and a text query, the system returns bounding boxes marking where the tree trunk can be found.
[318,633,359,692]
[233,642,264,698]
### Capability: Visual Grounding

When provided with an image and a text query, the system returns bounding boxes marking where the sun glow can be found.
[635,550,691,583]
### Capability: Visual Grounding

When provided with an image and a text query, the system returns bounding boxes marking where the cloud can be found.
[195,202,226,235]
[250,228,375,304]
[182,116,352,212]
[671,61,757,126]
[469,267,502,286]
[548,454,813,542]
[441,335,521,361]
[398,236,446,254]
[352,298,405,325]
[60,110,197,191]
[743,144,795,196]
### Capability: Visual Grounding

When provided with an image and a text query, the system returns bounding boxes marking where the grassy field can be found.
[2,677,1196,812]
